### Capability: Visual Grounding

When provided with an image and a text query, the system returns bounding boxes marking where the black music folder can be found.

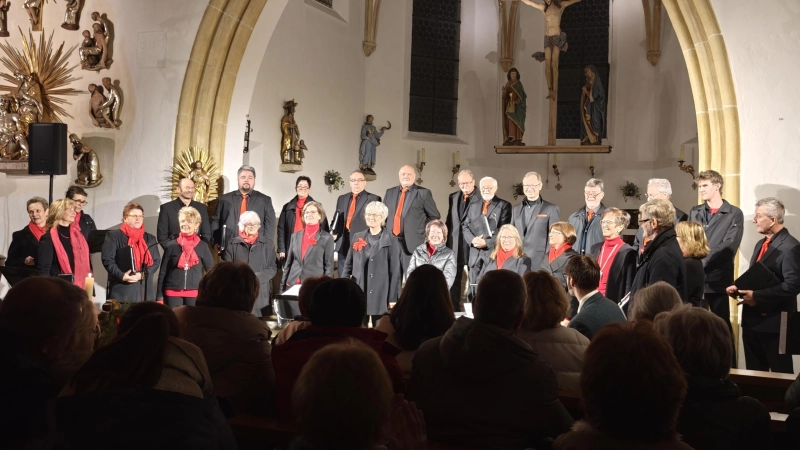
[734,262,780,292]
[115,245,137,274]
[330,210,344,238]
[88,230,108,254]
[779,312,800,355]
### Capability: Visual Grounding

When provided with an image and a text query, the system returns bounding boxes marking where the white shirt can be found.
[576,289,599,314]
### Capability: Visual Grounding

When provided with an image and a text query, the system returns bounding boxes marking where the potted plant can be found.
[323,170,344,192]
[512,183,524,201]
[620,181,641,203]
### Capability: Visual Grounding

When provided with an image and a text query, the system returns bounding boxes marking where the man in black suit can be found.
[445,169,479,310]
[332,170,381,275]
[511,171,560,269]
[567,178,607,255]
[727,197,800,373]
[157,178,212,248]
[689,170,744,333]
[565,255,626,340]
[633,178,688,252]
[211,165,276,253]
[65,186,97,245]
[385,165,440,271]
[463,177,511,290]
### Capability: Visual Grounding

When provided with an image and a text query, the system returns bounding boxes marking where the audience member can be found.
[272,278,404,418]
[567,178,607,255]
[629,281,683,323]
[292,339,426,450]
[175,261,275,416]
[281,201,334,291]
[407,219,457,288]
[788,374,800,412]
[157,206,215,307]
[0,277,95,448]
[376,265,455,372]
[565,256,626,340]
[277,175,329,261]
[37,198,91,288]
[409,270,573,449]
[553,322,691,450]
[7,196,48,268]
[470,224,531,299]
[654,305,771,450]
[274,275,332,346]
[676,221,710,307]
[517,271,589,392]
[223,210,278,316]
[590,208,635,303]
[65,185,97,244]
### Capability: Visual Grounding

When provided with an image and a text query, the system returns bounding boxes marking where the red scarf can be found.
[121,223,154,268]
[73,211,82,231]
[177,233,201,269]
[28,221,46,241]
[239,230,257,245]
[294,196,307,233]
[496,248,514,269]
[50,225,90,288]
[302,223,320,259]
[598,236,624,295]
[426,242,436,258]
[548,244,572,263]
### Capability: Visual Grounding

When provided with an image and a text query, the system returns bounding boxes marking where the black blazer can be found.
[633,207,688,251]
[224,235,278,313]
[567,204,607,255]
[445,188,480,265]
[511,198,560,270]
[101,229,161,302]
[37,229,88,277]
[384,184,440,254]
[157,198,212,247]
[7,226,41,268]
[541,247,578,291]
[277,195,330,254]
[76,212,97,246]
[211,190,276,246]
[689,200,744,293]
[629,227,688,312]
[684,257,706,307]
[741,228,800,333]
[333,190,381,255]
[281,229,334,289]
[341,229,403,316]
[567,291,627,340]
[471,254,531,297]
[156,239,215,298]
[590,241,636,303]
[461,196,512,267]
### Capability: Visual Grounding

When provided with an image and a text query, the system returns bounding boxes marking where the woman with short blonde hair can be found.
[470,225,531,298]
[281,200,334,291]
[407,219,457,288]
[676,221,710,307]
[541,221,578,294]
[37,198,91,288]
[157,206,215,307]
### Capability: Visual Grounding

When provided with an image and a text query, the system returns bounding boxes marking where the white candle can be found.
[679,144,685,160]
[589,154,594,166]
[84,273,94,299]
[421,148,426,162]
[553,153,557,165]
[455,151,460,165]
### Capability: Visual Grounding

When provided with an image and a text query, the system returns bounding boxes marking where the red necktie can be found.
[756,237,771,262]
[482,201,490,215]
[392,188,408,236]
[587,209,594,222]
[463,193,469,202]
[239,194,249,217]
[641,237,651,254]
[345,194,357,230]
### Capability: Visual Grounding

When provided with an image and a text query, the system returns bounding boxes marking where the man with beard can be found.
[157,177,212,248]
[211,165,276,253]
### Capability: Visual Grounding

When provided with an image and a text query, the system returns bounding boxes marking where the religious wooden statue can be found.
[23,0,42,27]
[580,65,606,145]
[358,114,391,175]
[61,0,83,31]
[0,94,29,160]
[280,99,301,165]
[88,83,112,128]
[79,12,113,71]
[188,160,211,203]
[502,68,527,145]
[0,0,10,38]
[13,72,43,125]
[168,147,221,203]
[71,133,103,188]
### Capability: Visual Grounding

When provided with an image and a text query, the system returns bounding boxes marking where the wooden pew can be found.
[729,368,796,413]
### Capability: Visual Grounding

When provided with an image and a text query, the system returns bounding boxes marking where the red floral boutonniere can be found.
[353,238,367,252]
[309,237,317,246]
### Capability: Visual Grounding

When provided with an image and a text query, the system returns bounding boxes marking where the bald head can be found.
[399,165,416,188]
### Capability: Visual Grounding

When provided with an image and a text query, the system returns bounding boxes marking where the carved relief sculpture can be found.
[358,114,391,175]
[13,72,43,124]
[24,0,44,29]
[79,12,113,71]
[188,160,211,203]
[580,65,606,145]
[502,68,526,146]
[0,0,10,38]
[280,99,300,165]
[61,0,83,31]
[71,133,103,188]
[0,94,29,160]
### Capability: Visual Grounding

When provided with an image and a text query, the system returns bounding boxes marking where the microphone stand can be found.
[140,234,178,303]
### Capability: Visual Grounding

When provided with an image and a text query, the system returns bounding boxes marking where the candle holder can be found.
[589,165,595,177]
[416,161,426,185]
[678,160,698,190]
[449,164,461,187]
[552,164,560,181]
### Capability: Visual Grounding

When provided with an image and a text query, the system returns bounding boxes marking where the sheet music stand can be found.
[88,230,108,254]
[274,291,301,326]
[0,266,41,286]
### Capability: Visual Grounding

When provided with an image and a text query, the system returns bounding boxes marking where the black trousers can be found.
[742,327,794,373]
[165,296,196,308]
[450,247,468,312]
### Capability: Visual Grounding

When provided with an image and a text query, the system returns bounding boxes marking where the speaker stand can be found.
[48,174,54,204]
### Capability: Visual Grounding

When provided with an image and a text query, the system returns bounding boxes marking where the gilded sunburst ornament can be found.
[168,147,222,204]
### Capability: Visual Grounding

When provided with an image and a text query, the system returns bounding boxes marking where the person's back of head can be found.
[390,264,454,350]
[473,270,525,330]
[196,261,260,313]
[308,279,366,328]
[293,338,393,450]
[564,255,600,293]
[653,304,732,379]
[631,281,682,322]
[581,321,686,442]
[297,276,334,318]
[521,271,570,331]
[117,301,180,337]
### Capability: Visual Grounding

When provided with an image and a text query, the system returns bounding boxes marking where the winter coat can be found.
[407,242,457,288]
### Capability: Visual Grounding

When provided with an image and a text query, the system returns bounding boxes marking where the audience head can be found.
[581,322,686,442]
[425,219,447,245]
[479,177,498,201]
[639,199,676,238]
[548,221,576,248]
[646,178,673,200]
[197,261,260,313]
[298,276,334,318]
[178,206,201,236]
[301,201,326,226]
[308,279,366,327]
[46,198,77,230]
[349,170,367,194]
[653,304,733,379]
[27,196,48,226]
[492,224,524,258]
[295,175,311,198]
[293,338,393,450]
[398,165,416,188]
[521,271,570,331]
[630,281,682,322]
[600,207,628,240]
[364,201,389,228]
[117,301,180,337]
[584,178,605,209]
[522,171,543,201]
[177,177,196,201]
[457,169,475,194]
[675,221,710,258]
[391,265,454,351]
[564,255,600,296]
[237,165,256,193]
[696,169,723,200]
[122,203,145,230]
[238,210,261,235]
[65,186,88,213]
[754,197,785,235]
[474,270,525,330]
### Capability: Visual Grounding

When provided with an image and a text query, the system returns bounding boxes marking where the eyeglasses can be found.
[480,186,494,191]
[350,179,366,183]
[548,230,563,235]
[600,220,616,226]
[73,199,88,205]
[127,214,144,219]
[243,223,259,229]
[458,181,473,187]
[646,193,660,200]
[638,217,652,224]
[499,236,515,241]
[523,184,542,190]
[365,213,382,219]
[584,192,602,199]
[296,186,310,191]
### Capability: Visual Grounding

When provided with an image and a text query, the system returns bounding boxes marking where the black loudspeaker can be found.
[28,123,68,175]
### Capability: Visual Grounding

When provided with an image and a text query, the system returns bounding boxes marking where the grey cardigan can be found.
[407,242,457,288]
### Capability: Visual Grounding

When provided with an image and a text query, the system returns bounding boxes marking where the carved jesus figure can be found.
[521,0,581,100]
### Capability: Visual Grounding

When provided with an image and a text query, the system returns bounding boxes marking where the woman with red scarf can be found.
[101,203,162,302]
[590,208,636,304]
[37,199,92,288]
[470,224,531,298]
[276,176,329,262]
[223,211,278,316]
[157,206,215,307]
[281,201,334,292]
[7,196,48,268]
[540,221,579,290]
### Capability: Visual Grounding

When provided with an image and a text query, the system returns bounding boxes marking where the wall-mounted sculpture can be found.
[358,114,390,176]
[168,147,221,204]
[79,12,113,71]
[71,133,103,188]
[280,99,304,172]
[579,65,606,145]
[0,1,10,37]
[62,0,83,31]
[88,77,121,128]
[0,94,28,160]
[502,68,526,146]
[23,0,44,30]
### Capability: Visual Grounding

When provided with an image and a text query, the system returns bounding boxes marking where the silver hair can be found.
[479,176,498,187]
[523,171,542,183]
[238,210,261,232]
[586,178,604,192]
[457,169,474,179]
[647,178,673,197]
[364,201,389,227]
[238,165,256,177]
[755,197,785,224]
